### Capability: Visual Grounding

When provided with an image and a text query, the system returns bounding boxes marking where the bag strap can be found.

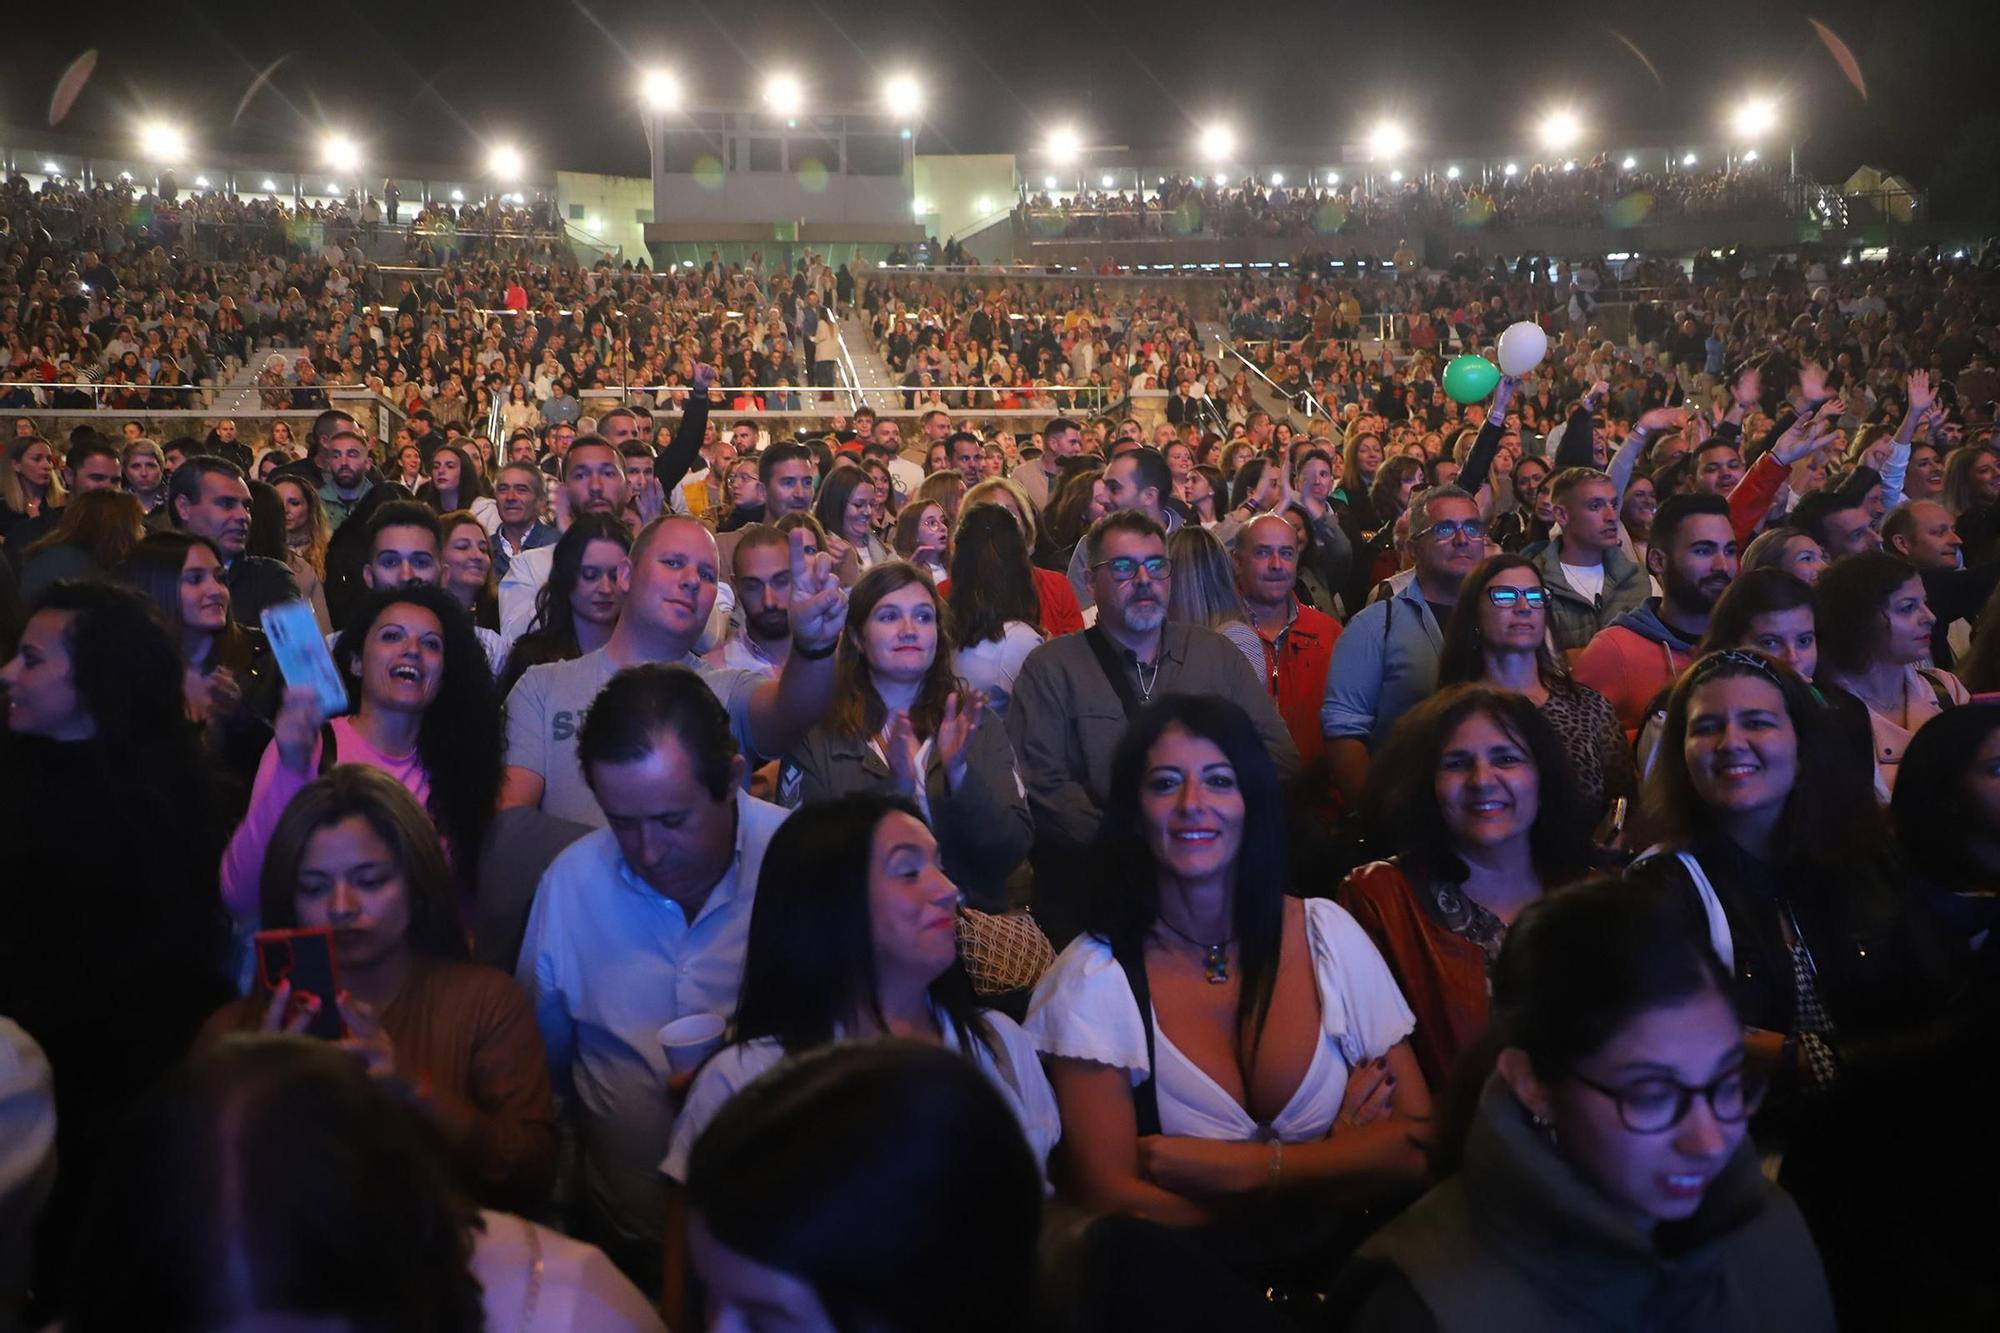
[1082,625,1143,721]
[1108,933,1163,1138]
[1917,667,1956,715]
[1675,850,1735,973]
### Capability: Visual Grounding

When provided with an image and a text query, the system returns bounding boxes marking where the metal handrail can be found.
[826,317,869,413]
[1216,340,1326,422]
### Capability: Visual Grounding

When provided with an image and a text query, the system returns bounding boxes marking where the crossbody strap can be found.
[1109,933,1162,1138]
[1082,626,1143,720]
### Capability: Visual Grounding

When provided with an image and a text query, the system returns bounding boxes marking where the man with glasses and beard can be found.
[1577,491,1740,740]
[1008,509,1296,943]
[1323,485,1485,803]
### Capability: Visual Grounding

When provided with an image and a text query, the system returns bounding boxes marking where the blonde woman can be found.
[1165,525,1264,673]
[0,436,65,546]
[273,475,335,631]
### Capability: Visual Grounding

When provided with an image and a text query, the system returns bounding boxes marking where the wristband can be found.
[1267,1139,1284,1191]
[793,635,838,661]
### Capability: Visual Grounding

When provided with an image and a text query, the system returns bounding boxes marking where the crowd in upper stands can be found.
[7,146,2000,1329]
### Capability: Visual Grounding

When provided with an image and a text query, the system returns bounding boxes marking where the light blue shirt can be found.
[1320,570,1446,753]
[514,789,790,1253]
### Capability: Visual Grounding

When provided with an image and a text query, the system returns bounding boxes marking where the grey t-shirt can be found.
[504,647,765,827]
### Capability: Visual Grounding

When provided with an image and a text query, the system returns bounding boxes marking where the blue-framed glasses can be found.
[1486,587,1548,610]
[1091,555,1170,582]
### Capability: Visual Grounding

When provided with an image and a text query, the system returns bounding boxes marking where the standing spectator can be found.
[1234,513,1342,776]
[498,516,630,696]
[1536,468,1649,654]
[1064,446,1183,609]
[168,457,300,628]
[946,506,1045,716]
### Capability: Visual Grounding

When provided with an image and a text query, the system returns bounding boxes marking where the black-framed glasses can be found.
[1570,1068,1767,1134]
[1414,518,1486,544]
[1486,587,1548,610]
[1091,554,1170,582]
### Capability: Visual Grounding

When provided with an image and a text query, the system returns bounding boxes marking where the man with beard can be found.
[499,435,671,641]
[703,525,791,677]
[1008,510,1297,943]
[1534,467,1649,654]
[1576,491,1739,739]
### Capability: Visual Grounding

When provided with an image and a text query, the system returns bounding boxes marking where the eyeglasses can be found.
[1485,587,1548,610]
[1092,555,1171,582]
[1570,1068,1767,1134]
[1414,519,1486,544]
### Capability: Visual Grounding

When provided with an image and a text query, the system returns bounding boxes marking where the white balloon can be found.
[1496,321,1548,377]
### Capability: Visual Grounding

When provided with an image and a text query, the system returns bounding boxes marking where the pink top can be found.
[220,716,432,921]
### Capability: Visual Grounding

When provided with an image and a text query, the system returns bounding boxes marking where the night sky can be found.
[2,0,1992,184]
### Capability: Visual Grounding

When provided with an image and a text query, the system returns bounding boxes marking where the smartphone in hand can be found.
[254,928,348,1040]
[261,599,348,717]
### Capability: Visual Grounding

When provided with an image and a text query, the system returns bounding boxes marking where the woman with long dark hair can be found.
[17,489,144,602]
[205,766,557,1210]
[1026,695,1430,1291]
[813,463,890,574]
[417,442,491,518]
[496,514,630,696]
[438,509,501,633]
[1339,879,1834,1330]
[1340,685,1593,1096]
[776,562,1031,911]
[221,584,502,926]
[1892,702,2000,956]
[945,505,1045,716]
[1436,555,1635,821]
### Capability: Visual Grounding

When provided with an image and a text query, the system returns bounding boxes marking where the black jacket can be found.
[223,554,301,629]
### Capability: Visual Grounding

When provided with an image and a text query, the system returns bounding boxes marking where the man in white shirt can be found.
[500,519,844,825]
[1534,466,1650,654]
[515,664,791,1284]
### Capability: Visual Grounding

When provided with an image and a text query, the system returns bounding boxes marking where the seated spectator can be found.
[1892,702,2000,957]
[945,505,1045,716]
[1814,551,1967,799]
[1064,447,1183,610]
[1740,524,1827,585]
[66,1036,661,1333]
[500,520,842,827]
[1576,492,1738,740]
[417,443,492,525]
[1323,486,1484,802]
[1437,555,1635,820]
[1042,464,1108,573]
[1536,467,1650,654]
[661,796,1057,1307]
[121,438,170,520]
[0,437,62,548]
[776,563,1030,911]
[169,456,301,629]
[204,765,557,1210]
[272,474,334,631]
[1883,499,2000,669]
[489,463,558,578]
[515,664,791,1282]
[498,436,654,641]
[0,581,233,1310]
[222,584,501,924]
[1027,695,1429,1301]
[1340,686,1593,1094]
[1009,511,1297,942]
[498,514,630,695]
[890,499,951,583]
[1232,513,1342,781]
[438,509,501,634]
[15,489,145,604]
[354,499,509,673]
[1339,879,1835,1332]
[957,475,1086,635]
[684,1041,1041,1333]
[813,463,890,573]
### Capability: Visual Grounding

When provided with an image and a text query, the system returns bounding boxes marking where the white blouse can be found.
[658,1006,1061,1183]
[1023,898,1415,1143]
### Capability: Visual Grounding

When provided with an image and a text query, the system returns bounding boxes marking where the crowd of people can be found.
[1018,159,1799,241]
[6,167,2000,1330]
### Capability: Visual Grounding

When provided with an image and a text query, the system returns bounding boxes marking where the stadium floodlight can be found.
[260,178,278,191]
[1744,148,1760,162]
[764,72,805,117]
[1270,172,1284,185]
[1621,155,1637,169]
[1101,173,1115,188]
[1366,120,1407,159]
[1389,169,1404,183]
[1043,175,1057,189]
[1732,96,1778,141]
[975,196,990,213]
[1046,126,1082,165]
[1326,171,1339,184]
[883,72,922,121]
[1198,122,1236,163]
[42,160,61,175]
[194,176,210,189]
[449,188,465,201]
[326,182,341,193]
[1682,152,1698,166]
[138,120,188,163]
[1562,160,1577,173]
[322,133,361,174]
[1503,162,1519,177]
[488,144,525,180]
[640,68,681,112]
[1538,108,1581,151]
[1445,165,1461,180]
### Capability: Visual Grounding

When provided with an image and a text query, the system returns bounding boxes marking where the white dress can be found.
[658,1005,1061,1184]
[472,1210,666,1332]
[1022,898,1415,1142]
[952,620,1045,717]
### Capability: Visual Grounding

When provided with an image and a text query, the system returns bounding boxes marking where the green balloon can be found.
[1442,354,1501,404]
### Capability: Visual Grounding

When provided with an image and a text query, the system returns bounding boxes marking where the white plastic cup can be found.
[658,1013,727,1075]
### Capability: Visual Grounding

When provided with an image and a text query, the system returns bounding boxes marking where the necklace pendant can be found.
[1203,945,1230,984]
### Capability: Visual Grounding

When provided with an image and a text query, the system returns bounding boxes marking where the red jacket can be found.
[1258,600,1341,770]
[937,566,1084,638]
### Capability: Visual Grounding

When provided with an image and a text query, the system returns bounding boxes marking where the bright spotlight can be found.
[1327,171,1339,184]
[1043,175,1057,189]
[41,160,61,175]
[1198,123,1236,163]
[1046,126,1082,165]
[1621,155,1637,169]
[1389,169,1404,183]
[1732,96,1778,140]
[118,171,133,182]
[1503,162,1519,177]
[975,196,990,213]
[1682,152,1698,166]
[1563,160,1577,173]
[1445,165,1461,180]
[1539,108,1581,151]
[912,198,928,216]
[449,189,465,202]
[488,144,525,180]
[1366,120,1407,159]
[1101,173,1115,188]
[764,73,805,116]
[322,133,361,174]
[1743,148,1760,162]
[260,178,277,191]
[194,175,210,189]
[138,120,188,163]
[1270,172,1284,185]
[640,68,681,112]
[326,182,341,193]
[883,73,922,120]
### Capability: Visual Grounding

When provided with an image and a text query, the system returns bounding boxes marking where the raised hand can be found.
[934,690,985,785]
[1635,406,1687,434]
[787,524,847,654]
[334,992,398,1081]
[273,686,327,776]
[691,361,716,393]
[1905,368,1935,419]
[882,711,922,796]
[1797,359,1830,405]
